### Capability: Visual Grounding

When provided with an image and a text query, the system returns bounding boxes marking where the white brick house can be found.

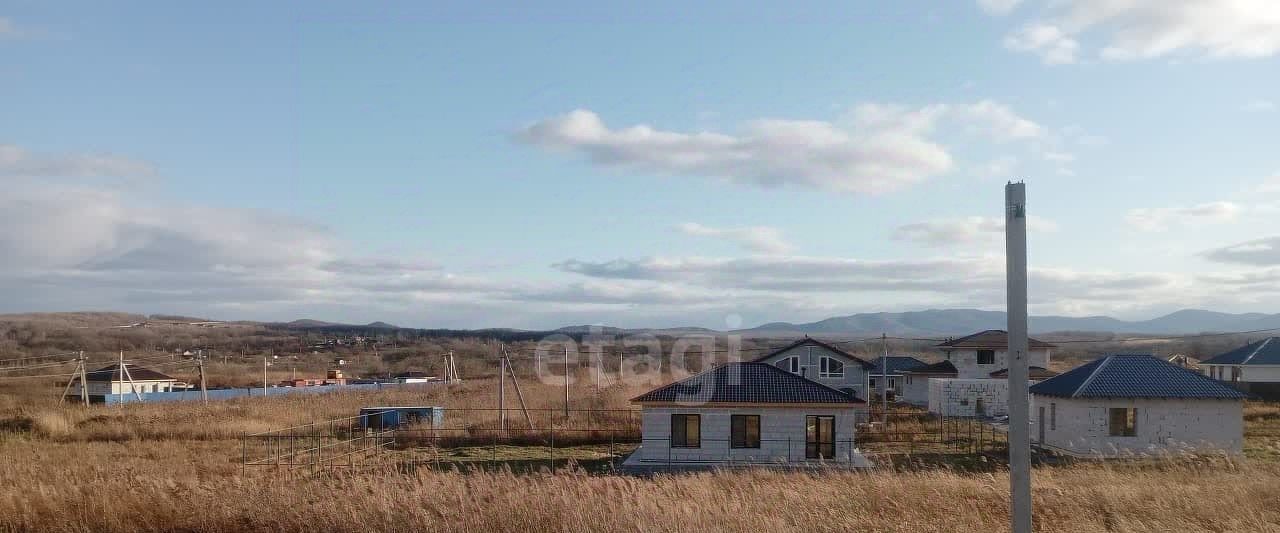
[935,330,1055,379]
[629,362,868,467]
[752,337,875,401]
[1030,354,1246,457]
[1200,337,1280,401]
[66,363,177,403]
[923,330,1058,417]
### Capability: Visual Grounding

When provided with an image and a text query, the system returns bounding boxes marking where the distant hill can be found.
[741,308,1280,336]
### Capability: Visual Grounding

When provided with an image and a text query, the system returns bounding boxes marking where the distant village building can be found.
[67,363,177,403]
[393,371,433,384]
[899,360,958,406]
[1200,337,1280,401]
[751,337,875,401]
[923,330,1057,417]
[628,362,869,468]
[868,356,927,399]
[1031,354,1246,457]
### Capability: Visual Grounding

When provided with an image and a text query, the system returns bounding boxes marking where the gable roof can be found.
[899,360,959,375]
[1029,354,1246,400]
[631,362,865,405]
[935,330,1056,349]
[752,337,875,369]
[1201,337,1280,366]
[871,356,928,375]
[989,366,1059,379]
[80,363,176,383]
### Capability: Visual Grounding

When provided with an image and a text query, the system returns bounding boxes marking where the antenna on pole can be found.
[1005,181,1033,533]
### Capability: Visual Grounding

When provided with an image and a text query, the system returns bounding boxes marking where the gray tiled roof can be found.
[631,362,864,404]
[1201,337,1280,366]
[752,338,875,369]
[78,363,176,382]
[871,356,928,375]
[1030,354,1246,400]
[935,330,1056,349]
[899,360,958,375]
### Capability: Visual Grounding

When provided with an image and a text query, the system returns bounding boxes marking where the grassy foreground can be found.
[0,376,1278,532]
[0,438,1276,533]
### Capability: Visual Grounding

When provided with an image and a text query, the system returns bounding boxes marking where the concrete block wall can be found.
[639,406,862,463]
[946,348,1051,379]
[900,374,933,406]
[928,379,1016,417]
[1031,396,1244,456]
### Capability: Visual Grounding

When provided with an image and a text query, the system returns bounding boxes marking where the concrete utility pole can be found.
[563,345,570,421]
[262,357,269,391]
[79,352,89,406]
[198,355,208,405]
[499,349,507,431]
[1005,181,1032,533]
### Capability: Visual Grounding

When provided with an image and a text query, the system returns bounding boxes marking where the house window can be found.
[1231,367,1241,382]
[976,350,996,365]
[869,378,876,389]
[906,375,912,385]
[1049,403,1056,431]
[774,356,799,374]
[1108,408,1137,437]
[671,414,700,448]
[888,378,897,389]
[819,357,844,378]
[731,415,760,449]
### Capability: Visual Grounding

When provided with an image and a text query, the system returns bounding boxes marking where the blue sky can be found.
[2,1,1279,329]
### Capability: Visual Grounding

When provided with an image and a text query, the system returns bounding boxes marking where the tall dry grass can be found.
[0,437,1276,532]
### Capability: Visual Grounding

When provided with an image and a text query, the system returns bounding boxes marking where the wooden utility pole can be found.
[1005,181,1033,533]
[498,349,507,431]
[60,353,83,405]
[119,352,142,402]
[198,355,208,405]
[501,345,534,429]
[79,352,89,406]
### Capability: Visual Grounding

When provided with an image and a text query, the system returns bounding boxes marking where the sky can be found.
[2,1,1279,329]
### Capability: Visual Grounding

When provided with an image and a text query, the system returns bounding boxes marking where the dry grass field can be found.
[1,368,1279,531]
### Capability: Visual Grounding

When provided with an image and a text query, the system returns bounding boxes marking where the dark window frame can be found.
[671,414,701,448]
[1108,407,1137,437]
[730,414,761,449]
[819,356,845,378]
[976,349,996,365]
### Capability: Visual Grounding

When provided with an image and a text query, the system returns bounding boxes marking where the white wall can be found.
[757,344,869,399]
[1203,364,1280,383]
[70,380,175,397]
[639,406,862,463]
[900,374,936,406]
[944,348,1051,379]
[928,379,1026,417]
[1031,396,1243,457]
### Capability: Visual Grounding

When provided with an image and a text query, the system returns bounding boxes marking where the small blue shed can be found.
[358,406,444,430]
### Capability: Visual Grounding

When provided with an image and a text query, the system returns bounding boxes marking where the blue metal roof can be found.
[631,362,865,404]
[1201,337,1280,366]
[871,356,928,375]
[1030,354,1247,400]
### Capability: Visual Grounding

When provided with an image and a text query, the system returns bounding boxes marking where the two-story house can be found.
[752,337,875,401]
[926,330,1058,417]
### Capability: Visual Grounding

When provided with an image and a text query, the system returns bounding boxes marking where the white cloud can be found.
[0,143,155,180]
[518,102,1045,195]
[1002,1,1280,63]
[518,109,952,195]
[1242,99,1277,113]
[1258,174,1280,193]
[1125,201,1242,231]
[1004,24,1080,64]
[1202,236,1280,266]
[677,222,792,254]
[977,0,1023,15]
[892,215,1059,247]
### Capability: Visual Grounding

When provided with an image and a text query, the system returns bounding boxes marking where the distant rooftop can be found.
[1030,354,1246,400]
[1201,337,1280,366]
[632,362,865,405]
[936,330,1056,349]
[870,356,928,375]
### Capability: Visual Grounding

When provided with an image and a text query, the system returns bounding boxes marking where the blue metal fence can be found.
[102,381,446,405]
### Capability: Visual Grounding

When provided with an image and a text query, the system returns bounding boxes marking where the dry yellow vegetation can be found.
[1,374,1278,532]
